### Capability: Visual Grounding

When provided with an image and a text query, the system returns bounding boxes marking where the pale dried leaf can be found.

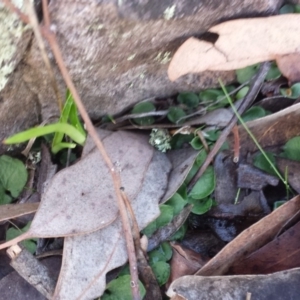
[54,150,171,299]
[168,14,300,81]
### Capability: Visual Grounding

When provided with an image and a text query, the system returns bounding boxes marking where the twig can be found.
[187,62,271,192]
[4,0,141,299]
[25,0,63,111]
[122,191,162,300]
[114,110,169,123]
[7,245,56,299]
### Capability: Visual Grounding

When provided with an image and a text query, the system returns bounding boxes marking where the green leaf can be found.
[0,155,27,198]
[204,130,220,142]
[190,136,203,150]
[189,166,215,200]
[185,151,207,185]
[265,63,281,80]
[199,89,223,102]
[236,64,260,84]
[167,107,186,124]
[177,183,188,200]
[102,275,146,300]
[177,92,199,108]
[131,102,156,125]
[6,222,36,254]
[170,222,187,241]
[273,200,287,210]
[191,198,213,215]
[0,184,12,205]
[142,205,174,237]
[156,205,174,228]
[170,133,194,149]
[282,136,300,161]
[150,261,170,286]
[236,86,249,100]
[241,106,266,123]
[253,152,277,176]
[280,83,300,99]
[4,123,86,146]
[166,193,188,215]
[149,242,172,263]
[279,4,295,14]
[295,5,300,13]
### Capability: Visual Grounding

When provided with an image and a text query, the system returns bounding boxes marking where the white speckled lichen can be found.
[164,5,176,20]
[0,0,30,91]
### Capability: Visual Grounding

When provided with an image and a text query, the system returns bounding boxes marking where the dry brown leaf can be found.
[195,195,300,276]
[168,14,300,81]
[229,102,300,154]
[230,220,300,275]
[276,53,300,83]
[167,268,300,300]
[0,203,39,222]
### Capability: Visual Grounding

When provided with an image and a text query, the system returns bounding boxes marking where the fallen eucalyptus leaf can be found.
[168,14,300,81]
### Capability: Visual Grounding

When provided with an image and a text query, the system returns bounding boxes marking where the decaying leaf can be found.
[54,148,171,299]
[167,268,300,300]
[229,103,300,154]
[196,195,300,276]
[276,52,300,83]
[230,220,300,275]
[168,14,300,81]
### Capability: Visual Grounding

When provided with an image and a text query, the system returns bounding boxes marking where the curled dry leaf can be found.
[167,268,300,300]
[276,52,300,83]
[168,14,300,81]
[195,195,300,277]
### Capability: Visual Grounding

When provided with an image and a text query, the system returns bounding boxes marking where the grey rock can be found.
[0,0,284,153]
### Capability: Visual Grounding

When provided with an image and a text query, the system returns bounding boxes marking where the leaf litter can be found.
[2,8,300,300]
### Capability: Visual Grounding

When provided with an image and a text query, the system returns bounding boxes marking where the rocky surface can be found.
[0,0,287,153]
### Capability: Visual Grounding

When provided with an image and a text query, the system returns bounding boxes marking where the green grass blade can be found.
[52,142,76,154]
[4,123,86,146]
[219,80,289,189]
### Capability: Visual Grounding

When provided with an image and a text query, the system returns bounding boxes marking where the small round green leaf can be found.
[191,198,213,215]
[131,102,156,125]
[189,166,215,200]
[199,89,224,102]
[253,152,277,176]
[149,242,172,263]
[190,136,203,150]
[241,106,266,123]
[236,86,249,100]
[282,136,300,161]
[0,155,28,198]
[265,63,281,80]
[166,193,188,215]
[177,92,199,108]
[102,275,146,300]
[150,261,170,286]
[156,205,174,228]
[236,64,260,84]
[167,107,186,124]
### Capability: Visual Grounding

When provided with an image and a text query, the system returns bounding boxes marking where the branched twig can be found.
[4,1,141,299]
[187,62,271,192]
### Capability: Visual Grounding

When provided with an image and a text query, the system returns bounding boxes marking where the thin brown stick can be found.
[122,191,162,300]
[26,0,63,111]
[187,62,271,192]
[1,0,29,23]
[41,3,140,300]
[4,1,141,299]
